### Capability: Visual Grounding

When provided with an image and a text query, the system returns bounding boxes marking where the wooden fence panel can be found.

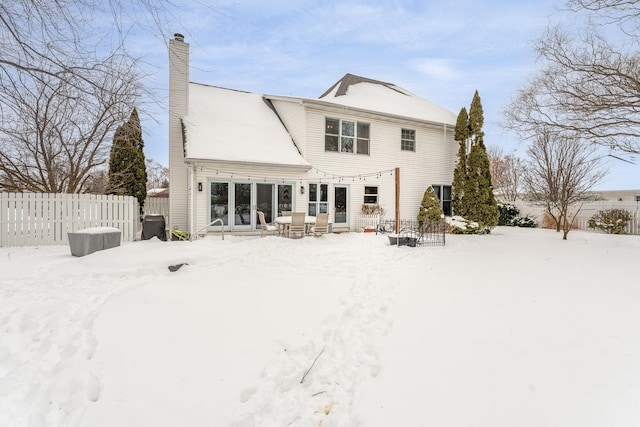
[0,193,139,247]
[144,197,170,223]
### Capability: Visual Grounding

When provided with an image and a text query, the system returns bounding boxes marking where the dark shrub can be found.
[588,209,632,234]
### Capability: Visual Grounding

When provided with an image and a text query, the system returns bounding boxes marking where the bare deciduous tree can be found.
[504,0,640,156]
[566,0,640,33]
[487,146,506,192]
[488,145,525,202]
[523,129,607,239]
[0,1,175,88]
[501,155,525,202]
[0,57,142,192]
[0,0,180,192]
[146,158,169,190]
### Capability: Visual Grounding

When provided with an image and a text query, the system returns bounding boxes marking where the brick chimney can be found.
[168,33,189,232]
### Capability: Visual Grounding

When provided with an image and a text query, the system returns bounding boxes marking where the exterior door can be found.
[233,183,253,230]
[255,183,274,230]
[334,186,348,227]
[210,182,229,228]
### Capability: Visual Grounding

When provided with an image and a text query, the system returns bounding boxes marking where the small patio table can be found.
[273,215,316,236]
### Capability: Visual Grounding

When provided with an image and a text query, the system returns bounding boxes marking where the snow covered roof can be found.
[182,75,455,165]
[317,73,456,125]
[182,83,310,168]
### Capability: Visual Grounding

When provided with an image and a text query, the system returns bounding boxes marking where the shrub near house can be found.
[417,186,444,224]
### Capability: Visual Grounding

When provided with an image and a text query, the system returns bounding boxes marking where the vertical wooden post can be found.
[395,167,400,232]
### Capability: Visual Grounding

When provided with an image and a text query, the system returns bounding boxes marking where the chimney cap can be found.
[173,33,184,42]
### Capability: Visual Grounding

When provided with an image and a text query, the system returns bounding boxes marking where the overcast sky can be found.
[137,0,638,191]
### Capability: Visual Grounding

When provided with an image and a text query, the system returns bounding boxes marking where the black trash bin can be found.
[141,214,167,241]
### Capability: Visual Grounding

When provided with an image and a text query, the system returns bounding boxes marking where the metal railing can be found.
[190,218,225,241]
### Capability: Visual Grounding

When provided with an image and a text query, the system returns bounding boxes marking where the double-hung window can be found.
[325,118,370,155]
[401,129,415,151]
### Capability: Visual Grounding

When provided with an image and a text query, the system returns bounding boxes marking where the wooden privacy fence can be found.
[0,193,139,247]
[144,197,170,225]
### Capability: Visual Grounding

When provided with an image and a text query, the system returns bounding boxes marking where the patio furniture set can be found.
[258,211,330,238]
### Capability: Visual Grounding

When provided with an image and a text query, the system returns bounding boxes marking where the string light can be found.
[198,167,396,183]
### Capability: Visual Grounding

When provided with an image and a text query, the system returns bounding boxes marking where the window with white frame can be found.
[325,118,370,155]
[401,128,415,151]
[364,186,378,204]
[432,184,452,216]
[308,183,328,216]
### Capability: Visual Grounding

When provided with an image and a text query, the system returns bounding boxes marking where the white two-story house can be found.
[168,34,458,235]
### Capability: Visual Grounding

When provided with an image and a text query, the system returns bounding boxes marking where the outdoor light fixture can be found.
[198,182,203,192]
[300,185,305,194]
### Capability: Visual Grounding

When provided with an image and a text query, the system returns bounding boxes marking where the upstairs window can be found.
[401,129,415,151]
[357,122,370,155]
[325,118,370,155]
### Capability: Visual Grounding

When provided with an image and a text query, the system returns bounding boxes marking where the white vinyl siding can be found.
[269,98,307,156]
[168,38,190,231]
[300,107,457,230]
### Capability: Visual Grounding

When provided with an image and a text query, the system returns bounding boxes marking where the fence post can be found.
[0,193,5,247]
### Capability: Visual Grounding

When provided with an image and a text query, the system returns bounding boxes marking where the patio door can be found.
[210,182,229,228]
[334,185,348,228]
[255,183,274,230]
[210,181,293,231]
[233,183,253,230]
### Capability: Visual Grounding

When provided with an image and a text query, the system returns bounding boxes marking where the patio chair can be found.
[311,213,329,236]
[258,211,278,237]
[288,212,306,238]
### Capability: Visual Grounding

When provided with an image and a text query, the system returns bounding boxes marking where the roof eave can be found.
[184,157,312,171]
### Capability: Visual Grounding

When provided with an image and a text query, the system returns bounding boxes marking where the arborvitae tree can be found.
[417,186,444,224]
[450,92,499,231]
[466,143,499,229]
[108,108,147,210]
[451,107,469,217]
[469,90,485,148]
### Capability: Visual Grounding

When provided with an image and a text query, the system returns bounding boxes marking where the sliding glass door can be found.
[209,181,293,231]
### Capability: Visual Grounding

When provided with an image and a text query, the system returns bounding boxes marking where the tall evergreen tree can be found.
[469,90,485,148]
[466,143,499,228]
[108,108,147,210]
[450,92,499,231]
[451,107,469,217]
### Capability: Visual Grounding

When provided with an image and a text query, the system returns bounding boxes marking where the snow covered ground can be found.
[1,227,639,426]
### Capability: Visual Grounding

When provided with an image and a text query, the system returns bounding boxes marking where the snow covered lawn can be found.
[1,227,639,426]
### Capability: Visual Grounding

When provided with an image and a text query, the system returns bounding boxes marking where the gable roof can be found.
[318,73,456,125]
[182,83,310,168]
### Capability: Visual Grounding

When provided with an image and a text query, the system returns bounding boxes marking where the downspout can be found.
[189,163,196,237]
